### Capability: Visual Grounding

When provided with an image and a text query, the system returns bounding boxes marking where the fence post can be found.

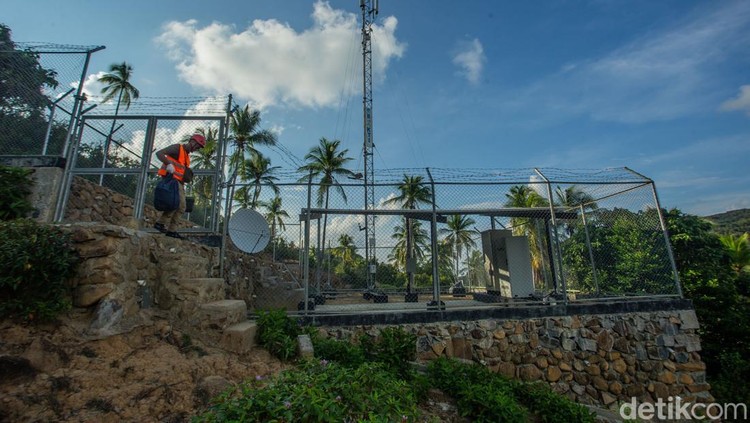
[54,47,103,221]
[580,204,600,297]
[426,168,441,306]
[212,94,233,234]
[535,168,567,304]
[303,170,313,314]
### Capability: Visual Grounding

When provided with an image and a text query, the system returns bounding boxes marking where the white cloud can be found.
[155,1,406,108]
[509,2,750,124]
[720,85,750,116]
[71,72,107,99]
[452,38,485,85]
[268,124,285,136]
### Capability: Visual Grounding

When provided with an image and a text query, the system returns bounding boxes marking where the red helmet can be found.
[190,133,206,147]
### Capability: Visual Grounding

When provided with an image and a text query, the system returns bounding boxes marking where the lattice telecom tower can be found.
[361,0,378,290]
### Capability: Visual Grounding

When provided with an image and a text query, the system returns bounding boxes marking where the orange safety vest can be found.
[157,144,191,182]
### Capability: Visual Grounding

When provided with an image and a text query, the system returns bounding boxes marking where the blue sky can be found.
[4,0,750,216]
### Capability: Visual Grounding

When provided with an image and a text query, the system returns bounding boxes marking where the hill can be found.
[704,208,750,235]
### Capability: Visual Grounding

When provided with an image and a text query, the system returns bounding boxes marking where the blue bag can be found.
[154,174,180,212]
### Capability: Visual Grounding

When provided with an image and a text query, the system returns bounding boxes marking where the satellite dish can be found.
[228,208,270,253]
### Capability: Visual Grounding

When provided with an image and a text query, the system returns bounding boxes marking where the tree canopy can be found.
[0,24,62,154]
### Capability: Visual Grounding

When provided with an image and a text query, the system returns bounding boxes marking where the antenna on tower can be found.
[361,0,378,291]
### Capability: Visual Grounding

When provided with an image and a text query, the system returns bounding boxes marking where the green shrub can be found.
[427,357,523,421]
[195,360,419,422]
[427,357,595,423]
[0,165,35,220]
[0,219,79,321]
[311,335,366,368]
[360,326,417,378]
[255,308,302,361]
[711,351,750,404]
[514,381,596,423]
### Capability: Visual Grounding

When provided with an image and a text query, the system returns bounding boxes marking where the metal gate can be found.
[56,114,228,232]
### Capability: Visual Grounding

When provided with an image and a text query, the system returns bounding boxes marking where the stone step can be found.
[193,300,247,331]
[154,278,225,318]
[221,321,258,353]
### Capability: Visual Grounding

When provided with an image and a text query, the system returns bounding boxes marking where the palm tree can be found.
[720,233,750,274]
[384,174,433,294]
[505,185,548,287]
[235,152,280,209]
[191,127,218,208]
[260,196,290,261]
[334,234,358,266]
[555,185,597,209]
[389,218,429,271]
[554,185,597,237]
[297,137,355,289]
[228,105,277,180]
[440,215,477,287]
[98,62,139,183]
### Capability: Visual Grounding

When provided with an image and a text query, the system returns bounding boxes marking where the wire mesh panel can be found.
[558,183,679,299]
[0,41,102,156]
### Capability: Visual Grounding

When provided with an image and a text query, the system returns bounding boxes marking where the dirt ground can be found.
[0,309,289,422]
[0,310,466,423]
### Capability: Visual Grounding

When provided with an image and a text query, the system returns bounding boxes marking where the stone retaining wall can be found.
[317,309,712,410]
[64,175,193,230]
[61,223,221,336]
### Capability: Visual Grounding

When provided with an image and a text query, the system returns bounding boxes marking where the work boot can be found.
[153,223,167,233]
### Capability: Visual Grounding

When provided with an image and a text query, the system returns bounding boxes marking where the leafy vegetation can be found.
[202,311,595,422]
[0,165,35,220]
[665,209,750,404]
[0,24,67,156]
[428,357,595,423]
[195,360,421,423]
[0,219,79,321]
[255,308,303,361]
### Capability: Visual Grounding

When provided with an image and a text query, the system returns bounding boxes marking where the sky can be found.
[3,0,750,217]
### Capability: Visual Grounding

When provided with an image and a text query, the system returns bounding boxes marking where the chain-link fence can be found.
[0,40,104,157]
[224,167,681,314]
[57,96,231,230]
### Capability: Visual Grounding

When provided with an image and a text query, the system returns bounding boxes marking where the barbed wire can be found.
[256,167,652,185]
[11,42,104,53]
[82,95,230,116]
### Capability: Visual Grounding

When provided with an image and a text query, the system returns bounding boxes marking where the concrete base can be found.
[28,167,64,223]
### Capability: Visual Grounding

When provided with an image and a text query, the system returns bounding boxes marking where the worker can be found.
[153,133,206,238]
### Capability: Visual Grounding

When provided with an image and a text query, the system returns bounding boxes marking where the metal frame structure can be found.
[277,166,684,316]
[361,0,379,291]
